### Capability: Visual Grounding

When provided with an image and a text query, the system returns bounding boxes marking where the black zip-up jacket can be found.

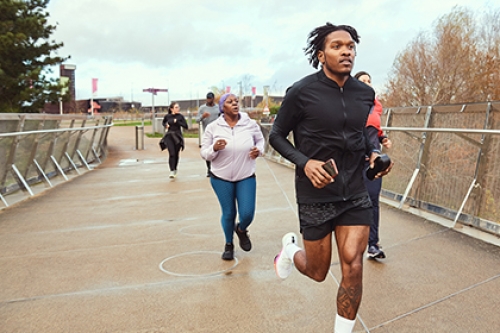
[269,70,376,204]
[162,113,188,150]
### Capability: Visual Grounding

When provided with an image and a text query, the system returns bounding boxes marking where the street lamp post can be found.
[143,87,168,134]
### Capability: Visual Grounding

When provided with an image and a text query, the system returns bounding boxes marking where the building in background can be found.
[141,95,284,114]
[60,64,76,102]
[75,97,141,114]
[43,64,77,114]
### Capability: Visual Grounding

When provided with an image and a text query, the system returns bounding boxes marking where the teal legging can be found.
[210,175,256,244]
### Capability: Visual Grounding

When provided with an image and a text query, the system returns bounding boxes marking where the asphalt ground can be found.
[1,125,499,333]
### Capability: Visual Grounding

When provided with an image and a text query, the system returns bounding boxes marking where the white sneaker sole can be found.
[274,251,292,279]
[274,232,298,279]
[367,251,386,259]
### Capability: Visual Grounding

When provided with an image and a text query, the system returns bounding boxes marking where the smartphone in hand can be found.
[322,158,338,178]
[366,154,391,180]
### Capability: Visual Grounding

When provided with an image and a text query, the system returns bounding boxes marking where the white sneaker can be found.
[173,170,177,177]
[274,232,298,279]
[169,171,175,178]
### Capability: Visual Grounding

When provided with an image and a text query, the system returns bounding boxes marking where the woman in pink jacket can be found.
[200,93,265,260]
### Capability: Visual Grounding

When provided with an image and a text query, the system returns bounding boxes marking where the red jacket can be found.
[366,98,384,138]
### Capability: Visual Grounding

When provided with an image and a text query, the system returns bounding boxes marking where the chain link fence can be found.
[261,101,500,236]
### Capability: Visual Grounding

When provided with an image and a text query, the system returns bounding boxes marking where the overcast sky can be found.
[47,0,494,107]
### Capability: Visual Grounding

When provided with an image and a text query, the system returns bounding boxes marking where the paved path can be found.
[1,126,499,332]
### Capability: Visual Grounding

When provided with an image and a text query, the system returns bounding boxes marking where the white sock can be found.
[284,243,301,263]
[334,314,355,333]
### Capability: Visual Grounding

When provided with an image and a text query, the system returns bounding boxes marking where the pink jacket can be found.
[201,112,265,182]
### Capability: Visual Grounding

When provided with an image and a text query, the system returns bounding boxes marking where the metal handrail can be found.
[382,127,500,135]
[0,115,113,208]
[0,123,114,137]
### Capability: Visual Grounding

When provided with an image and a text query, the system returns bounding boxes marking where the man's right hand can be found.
[304,159,334,189]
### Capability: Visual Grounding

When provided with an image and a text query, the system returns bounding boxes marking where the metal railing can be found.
[0,114,113,207]
[260,101,500,236]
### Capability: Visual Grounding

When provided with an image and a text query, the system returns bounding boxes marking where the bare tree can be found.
[241,74,254,96]
[381,6,500,107]
[477,9,500,101]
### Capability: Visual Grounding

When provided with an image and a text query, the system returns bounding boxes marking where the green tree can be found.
[0,0,68,113]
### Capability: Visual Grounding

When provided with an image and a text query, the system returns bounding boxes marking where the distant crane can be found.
[143,88,168,133]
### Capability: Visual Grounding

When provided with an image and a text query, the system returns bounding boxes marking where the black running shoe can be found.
[222,243,234,260]
[367,245,386,259]
[235,223,252,251]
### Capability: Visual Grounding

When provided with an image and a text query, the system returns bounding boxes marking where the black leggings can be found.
[166,137,182,171]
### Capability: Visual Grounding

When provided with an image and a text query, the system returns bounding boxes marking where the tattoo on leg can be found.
[337,284,363,319]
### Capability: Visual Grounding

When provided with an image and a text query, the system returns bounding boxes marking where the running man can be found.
[269,23,392,333]
[197,92,220,176]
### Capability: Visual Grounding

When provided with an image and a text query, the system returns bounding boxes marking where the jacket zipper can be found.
[340,87,348,201]
[231,127,235,181]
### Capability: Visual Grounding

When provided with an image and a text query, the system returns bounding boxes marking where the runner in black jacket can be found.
[162,102,188,178]
[270,23,393,333]
[270,70,376,204]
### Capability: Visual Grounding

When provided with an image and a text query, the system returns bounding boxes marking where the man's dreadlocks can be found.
[304,23,360,69]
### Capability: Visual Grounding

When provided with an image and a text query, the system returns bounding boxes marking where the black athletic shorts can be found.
[298,195,373,241]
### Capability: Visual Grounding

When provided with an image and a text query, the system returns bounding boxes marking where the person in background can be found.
[200,93,265,260]
[87,100,101,117]
[354,71,392,259]
[162,102,188,178]
[269,23,392,333]
[197,92,220,176]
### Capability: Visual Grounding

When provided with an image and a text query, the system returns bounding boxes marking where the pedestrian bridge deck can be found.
[1,126,499,332]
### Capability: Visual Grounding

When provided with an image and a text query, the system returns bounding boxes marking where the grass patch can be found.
[114,120,152,127]
[184,132,199,138]
[145,131,199,139]
[146,133,163,138]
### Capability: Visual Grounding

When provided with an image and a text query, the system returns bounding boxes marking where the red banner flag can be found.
[92,78,98,95]
[226,86,231,93]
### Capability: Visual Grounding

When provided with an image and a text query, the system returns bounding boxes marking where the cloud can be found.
[46,0,494,105]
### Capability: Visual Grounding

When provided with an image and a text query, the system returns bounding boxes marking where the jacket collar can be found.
[317,69,354,88]
[216,110,250,127]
